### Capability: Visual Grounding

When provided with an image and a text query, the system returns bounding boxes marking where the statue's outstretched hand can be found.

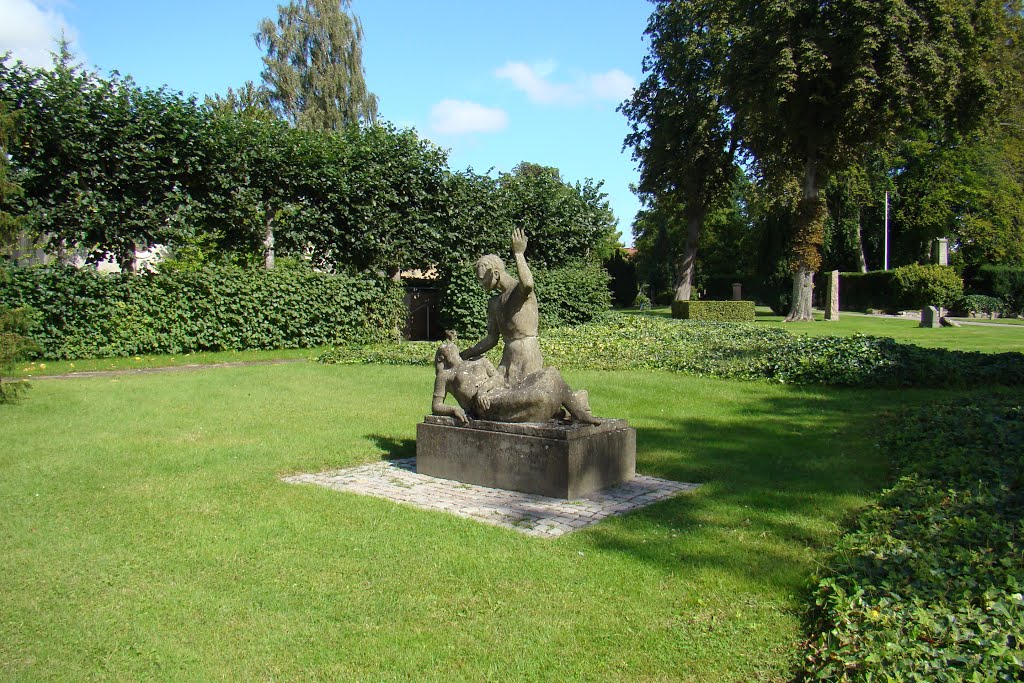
[453,407,468,425]
[511,227,527,256]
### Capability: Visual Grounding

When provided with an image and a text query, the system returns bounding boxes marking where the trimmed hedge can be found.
[321,313,1024,389]
[671,300,755,322]
[437,259,610,341]
[841,265,963,312]
[0,264,405,359]
[975,265,1024,315]
[798,397,1024,681]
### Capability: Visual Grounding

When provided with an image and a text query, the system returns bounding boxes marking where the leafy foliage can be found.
[0,301,37,402]
[0,264,403,359]
[889,264,964,310]
[976,265,1024,316]
[436,260,611,341]
[954,294,1006,317]
[797,397,1024,682]
[841,266,964,311]
[255,0,377,130]
[321,313,1024,389]
[670,300,754,322]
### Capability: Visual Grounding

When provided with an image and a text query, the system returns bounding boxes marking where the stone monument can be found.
[416,229,636,498]
[920,306,942,328]
[824,270,840,321]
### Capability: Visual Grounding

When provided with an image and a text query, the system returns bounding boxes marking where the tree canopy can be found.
[256,0,378,131]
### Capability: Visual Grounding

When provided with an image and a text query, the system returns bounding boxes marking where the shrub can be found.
[798,397,1024,682]
[671,300,755,322]
[436,259,610,341]
[889,263,964,309]
[0,264,405,359]
[840,266,964,312]
[953,294,1005,317]
[0,303,37,402]
[976,265,1024,316]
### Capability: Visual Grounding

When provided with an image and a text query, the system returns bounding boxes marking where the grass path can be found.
[1,362,956,681]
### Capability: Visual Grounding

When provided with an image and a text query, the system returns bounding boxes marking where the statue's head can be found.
[474,254,505,291]
[435,341,460,369]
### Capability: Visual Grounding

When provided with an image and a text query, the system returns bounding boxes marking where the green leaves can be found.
[799,397,1024,681]
[0,264,403,359]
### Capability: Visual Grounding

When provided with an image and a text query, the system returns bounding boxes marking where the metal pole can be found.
[884,191,889,271]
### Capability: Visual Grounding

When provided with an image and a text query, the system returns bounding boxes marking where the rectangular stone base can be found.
[416,415,636,499]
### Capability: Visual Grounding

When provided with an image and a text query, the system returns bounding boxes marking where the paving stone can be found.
[282,457,700,537]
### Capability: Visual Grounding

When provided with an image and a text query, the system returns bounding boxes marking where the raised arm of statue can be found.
[511,227,534,293]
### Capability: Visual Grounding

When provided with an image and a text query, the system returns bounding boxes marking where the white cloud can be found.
[495,61,581,106]
[0,0,76,68]
[589,69,636,101]
[430,99,508,135]
[495,61,636,106]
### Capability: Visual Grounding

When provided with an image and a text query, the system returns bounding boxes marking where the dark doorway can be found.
[403,287,442,340]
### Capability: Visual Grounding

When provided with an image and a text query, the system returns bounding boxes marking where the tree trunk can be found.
[673,211,705,302]
[118,245,136,274]
[854,207,868,273]
[263,212,275,270]
[785,156,823,322]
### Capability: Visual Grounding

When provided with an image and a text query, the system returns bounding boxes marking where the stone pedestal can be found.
[416,415,636,499]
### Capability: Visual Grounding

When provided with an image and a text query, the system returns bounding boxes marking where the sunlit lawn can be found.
[0,362,956,681]
[633,306,1024,354]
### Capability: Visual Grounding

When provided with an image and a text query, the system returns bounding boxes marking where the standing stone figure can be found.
[460,228,542,386]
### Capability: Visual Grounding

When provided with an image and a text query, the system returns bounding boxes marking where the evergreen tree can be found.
[256,0,378,131]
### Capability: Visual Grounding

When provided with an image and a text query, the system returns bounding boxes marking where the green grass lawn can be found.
[0,362,955,681]
[631,307,1024,354]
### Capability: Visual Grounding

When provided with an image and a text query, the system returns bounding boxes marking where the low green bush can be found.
[954,294,1006,317]
[436,259,610,340]
[0,263,405,359]
[976,265,1024,315]
[841,266,964,312]
[321,314,1024,389]
[890,263,964,310]
[798,397,1024,682]
[671,300,755,322]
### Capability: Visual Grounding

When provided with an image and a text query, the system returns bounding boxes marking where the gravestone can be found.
[731,282,742,301]
[933,238,949,266]
[824,270,840,321]
[920,306,942,328]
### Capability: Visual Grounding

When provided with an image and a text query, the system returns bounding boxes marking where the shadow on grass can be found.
[580,388,899,583]
[368,433,417,460]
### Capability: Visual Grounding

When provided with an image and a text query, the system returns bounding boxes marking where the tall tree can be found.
[729,0,1019,320]
[256,0,378,131]
[620,0,740,301]
[0,100,23,250]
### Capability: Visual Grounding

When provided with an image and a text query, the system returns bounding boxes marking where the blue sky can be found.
[1,0,653,246]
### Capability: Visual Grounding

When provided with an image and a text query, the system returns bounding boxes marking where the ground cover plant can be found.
[2,361,932,681]
[319,314,1024,388]
[798,394,1024,681]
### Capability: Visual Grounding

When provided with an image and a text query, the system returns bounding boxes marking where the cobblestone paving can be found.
[283,458,700,538]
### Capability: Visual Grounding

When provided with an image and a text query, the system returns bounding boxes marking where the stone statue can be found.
[432,341,599,425]
[460,227,542,386]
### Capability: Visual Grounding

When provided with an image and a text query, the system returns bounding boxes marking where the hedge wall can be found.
[437,259,611,340]
[0,264,405,360]
[671,300,755,322]
[840,265,963,312]
[975,265,1024,315]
